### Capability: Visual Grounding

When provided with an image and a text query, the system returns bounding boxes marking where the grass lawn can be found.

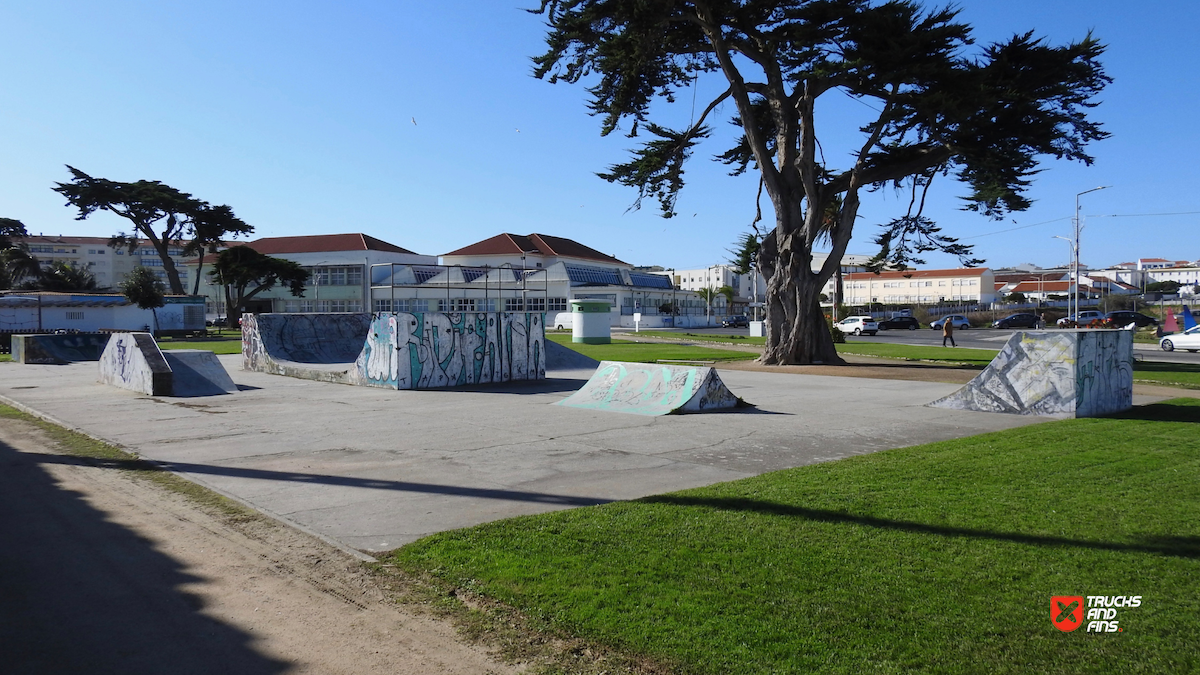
[636,330,767,347]
[157,332,243,355]
[546,333,757,364]
[1132,361,1200,390]
[835,342,999,367]
[393,399,1200,674]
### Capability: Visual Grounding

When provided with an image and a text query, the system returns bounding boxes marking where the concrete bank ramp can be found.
[99,333,236,397]
[929,330,1133,418]
[556,361,745,415]
[12,333,111,364]
[163,350,239,396]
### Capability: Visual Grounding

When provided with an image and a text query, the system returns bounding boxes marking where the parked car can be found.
[1057,310,1104,327]
[835,316,879,336]
[207,317,229,328]
[722,315,749,328]
[878,316,921,330]
[1160,325,1200,353]
[930,315,971,330]
[1105,311,1158,328]
[992,313,1040,329]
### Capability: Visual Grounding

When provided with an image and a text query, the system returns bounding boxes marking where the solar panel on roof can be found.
[629,273,673,289]
[566,265,622,286]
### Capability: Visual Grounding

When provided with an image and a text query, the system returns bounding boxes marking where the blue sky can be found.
[1,1,1196,272]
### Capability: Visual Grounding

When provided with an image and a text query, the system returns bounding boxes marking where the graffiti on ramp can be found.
[556,361,745,416]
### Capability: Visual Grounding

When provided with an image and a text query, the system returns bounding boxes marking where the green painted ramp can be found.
[556,361,744,416]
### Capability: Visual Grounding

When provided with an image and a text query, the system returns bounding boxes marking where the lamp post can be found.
[1052,236,1075,321]
[1073,185,1111,319]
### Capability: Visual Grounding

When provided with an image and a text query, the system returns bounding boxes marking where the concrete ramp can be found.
[245,312,546,389]
[12,333,111,364]
[163,350,239,396]
[556,361,744,416]
[98,333,173,396]
[929,330,1133,418]
[99,333,237,397]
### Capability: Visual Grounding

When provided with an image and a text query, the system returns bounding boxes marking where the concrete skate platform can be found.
[557,361,743,415]
[1,354,1150,555]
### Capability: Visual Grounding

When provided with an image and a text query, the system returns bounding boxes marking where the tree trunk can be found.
[759,261,844,365]
[224,285,242,329]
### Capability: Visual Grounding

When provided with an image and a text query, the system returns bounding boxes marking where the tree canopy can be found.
[53,166,253,295]
[0,217,28,250]
[532,0,1109,364]
[209,246,309,324]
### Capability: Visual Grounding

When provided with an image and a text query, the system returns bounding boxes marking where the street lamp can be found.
[1073,185,1111,321]
[1052,236,1075,321]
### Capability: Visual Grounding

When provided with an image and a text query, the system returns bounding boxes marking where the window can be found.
[504,298,524,311]
[141,258,163,267]
[548,298,568,311]
[374,299,392,312]
[66,311,84,320]
[527,297,546,311]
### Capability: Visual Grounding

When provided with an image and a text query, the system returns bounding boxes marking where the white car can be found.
[1160,326,1200,353]
[836,316,878,336]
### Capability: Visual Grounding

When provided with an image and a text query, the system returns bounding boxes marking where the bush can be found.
[828,317,845,343]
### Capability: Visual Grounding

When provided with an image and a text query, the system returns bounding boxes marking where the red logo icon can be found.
[1052,596,1084,632]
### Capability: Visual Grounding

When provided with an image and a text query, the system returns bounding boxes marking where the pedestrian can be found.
[1037,312,1046,329]
[942,318,956,347]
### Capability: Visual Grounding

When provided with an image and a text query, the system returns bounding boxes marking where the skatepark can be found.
[0,315,1158,556]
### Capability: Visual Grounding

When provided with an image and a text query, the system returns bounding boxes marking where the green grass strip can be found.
[394,400,1200,674]
[546,334,756,364]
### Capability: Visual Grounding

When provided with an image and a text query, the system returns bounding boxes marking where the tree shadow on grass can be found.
[0,439,289,675]
[1107,400,1200,423]
[639,495,1200,559]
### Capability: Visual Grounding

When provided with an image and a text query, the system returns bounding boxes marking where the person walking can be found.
[942,318,957,347]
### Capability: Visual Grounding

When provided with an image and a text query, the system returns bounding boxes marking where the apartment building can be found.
[18,235,192,289]
[842,268,997,305]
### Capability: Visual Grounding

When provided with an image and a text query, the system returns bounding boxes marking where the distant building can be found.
[673,252,872,314]
[189,233,435,318]
[17,235,193,290]
[841,268,997,305]
[370,233,707,328]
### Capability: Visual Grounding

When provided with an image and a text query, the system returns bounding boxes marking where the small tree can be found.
[120,267,167,333]
[1005,291,1027,304]
[1145,280,1181,294]
[209,246,309,326]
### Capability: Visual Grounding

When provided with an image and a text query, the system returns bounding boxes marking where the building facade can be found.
[841,268,997,305]
[18,235,193,290]
[188,233,436,318]
[370,233,706,328]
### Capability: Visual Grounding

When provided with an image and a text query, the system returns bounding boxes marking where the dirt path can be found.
[0,416,519,675]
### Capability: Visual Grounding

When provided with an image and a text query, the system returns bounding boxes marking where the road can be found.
[635,325,1200,365]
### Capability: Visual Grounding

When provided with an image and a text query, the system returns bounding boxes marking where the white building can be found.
[841,267,997,305]
[673,252,872,314]
[370,233,708,328]
[188,233,436,318]
[18,235,194,290]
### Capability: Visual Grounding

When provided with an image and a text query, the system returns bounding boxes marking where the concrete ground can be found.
[0,356,1168,555]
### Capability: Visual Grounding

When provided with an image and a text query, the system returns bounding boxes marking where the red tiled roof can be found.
[243,233,414,255]
[1011,281,1072,293]
[443,233,627,265]
[1139,258,1170,263]
[843,267,989,281]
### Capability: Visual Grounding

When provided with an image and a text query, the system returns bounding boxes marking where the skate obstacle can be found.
[98,332,237,397]
[929,330,1133,418]
[242,312,546,389]
[556,360,745,416]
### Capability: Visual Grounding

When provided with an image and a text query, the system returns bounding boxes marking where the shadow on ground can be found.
[0,439,289,675]
[639,495,1200,559]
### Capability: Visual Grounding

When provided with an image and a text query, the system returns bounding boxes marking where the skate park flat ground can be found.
[0,355,1170,554]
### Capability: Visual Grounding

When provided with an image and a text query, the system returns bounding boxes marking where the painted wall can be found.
[98,332,172,396]
[556,360,743,416]
[354,312,544,389]
[243,311,545,389]
[929,330,1133,418]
